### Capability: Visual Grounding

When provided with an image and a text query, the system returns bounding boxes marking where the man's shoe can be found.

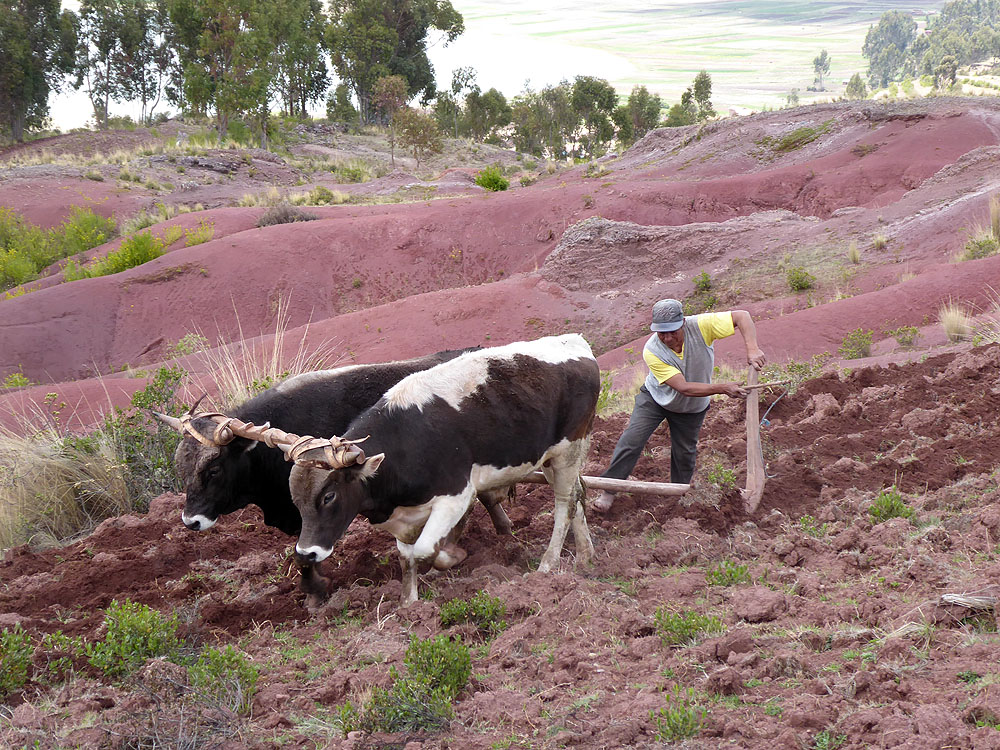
[591,491,616,512]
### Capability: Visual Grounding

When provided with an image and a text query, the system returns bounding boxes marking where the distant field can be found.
[443,0,948,111]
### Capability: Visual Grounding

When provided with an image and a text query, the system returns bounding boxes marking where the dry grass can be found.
[596,367,646,418]
[938,299,973,342]
[976,287,1000,345]
[847,240,860,265]
[237,187,283,207]
[0,425,132,551]
[183,297,344,412]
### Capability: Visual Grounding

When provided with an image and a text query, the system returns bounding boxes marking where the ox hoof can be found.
[432,543,467,570]
[304,592,328,612]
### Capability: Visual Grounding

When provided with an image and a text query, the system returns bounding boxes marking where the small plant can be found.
[474,165,509,192]
[869,486,914,524]
[170,333,208,357]
[812,730,847,750]
[84,169,104,181]
[439,591,508,638]
[838,328,873,359]
[650,686,705,741]
[257,203,319,227]
[798,514,828,538]
[958,670,982,684]
[2,370,33,389]
[872,233,888,251]
[188,645,259,714]
[706,459,737,489]
[85,599,183,677]
[959,231,999,261]
[786,266,815,291]
[582,193,594,208]
[705,560,751,586]
[654,607,724,646]
[184,220,215,247]
[887,325,919,348]
[693,271,712,292]
[0,625,33,698]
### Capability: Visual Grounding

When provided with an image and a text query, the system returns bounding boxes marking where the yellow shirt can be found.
[643,312,735,384]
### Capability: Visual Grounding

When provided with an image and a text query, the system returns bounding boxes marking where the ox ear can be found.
[358,453,385,479]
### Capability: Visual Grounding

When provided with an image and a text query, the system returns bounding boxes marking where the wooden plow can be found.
[521,369,787,512]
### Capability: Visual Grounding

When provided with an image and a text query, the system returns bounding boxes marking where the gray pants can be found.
[601,386,709,485]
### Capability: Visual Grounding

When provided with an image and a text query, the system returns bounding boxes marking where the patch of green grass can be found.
[705,560,751,586]
[959,670,983,684]
[439,590,508,638]
[650,686,704,741]
[188,645,259,715]
[706,459,737,490]
[64,231,165,280]
[812,729,847,750]
[798,514,828,538]
[654,607,724,646]
[887,325,919,348]
[869,486,914,524]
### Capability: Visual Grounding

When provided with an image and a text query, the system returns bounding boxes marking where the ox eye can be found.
[321,490,337,507]
[205,465,222,480]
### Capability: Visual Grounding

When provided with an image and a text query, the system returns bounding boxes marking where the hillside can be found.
[3,98,1000,748]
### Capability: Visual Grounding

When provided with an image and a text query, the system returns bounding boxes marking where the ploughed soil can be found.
[4,97,1000,748]
[4,343,1000,749]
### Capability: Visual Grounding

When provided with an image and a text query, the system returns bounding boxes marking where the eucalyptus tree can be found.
[0,0,77,141]
[326,0,464,125]
[76,0,126,128]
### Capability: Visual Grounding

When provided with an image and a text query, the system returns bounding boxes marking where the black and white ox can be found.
[222,333,600,604]
[154,348,513,607]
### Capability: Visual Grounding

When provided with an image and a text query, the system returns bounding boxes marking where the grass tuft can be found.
[938,300,973,342]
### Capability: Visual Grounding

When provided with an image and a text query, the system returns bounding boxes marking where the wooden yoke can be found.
[743,367,765,512]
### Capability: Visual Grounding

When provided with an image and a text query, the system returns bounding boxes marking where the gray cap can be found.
[650,299,684,332]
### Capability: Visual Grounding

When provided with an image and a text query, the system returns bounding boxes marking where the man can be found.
[591,298,766,512]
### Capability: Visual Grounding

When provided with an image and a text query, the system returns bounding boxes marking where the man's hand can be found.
[719,382,747,398]
[747,347,766,371]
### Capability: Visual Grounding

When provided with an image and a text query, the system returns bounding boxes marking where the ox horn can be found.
[151,411,183,433]
[215,417,369,469]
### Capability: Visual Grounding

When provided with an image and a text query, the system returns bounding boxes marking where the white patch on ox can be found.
[182,513,216,531]
[384,333,594,412]
[374,488,476,555]
[295,542,334,563]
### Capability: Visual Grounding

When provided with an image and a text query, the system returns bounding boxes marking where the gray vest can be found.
[643,316,715,413]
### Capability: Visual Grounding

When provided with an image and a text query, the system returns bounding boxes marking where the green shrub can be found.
[55,206,117,257]
[2,370,32,389]
[869,486,914,524]
[474,165,509,192]
[887,325,919,348]
[404,634,471,700]
[654,608,724,646]
[705,560,750,586]
[961,233,999,260]
[188,645,259,714]
[65,231,165,280]
[812,729,847,750]
[359,670,454,733]
[102,366,185,502]
[798,514,828,538]
[183,220,215,247]
[650,686,705,741]
[257,203,319,227]
[439,590,508,638]
[786,266,816,291]
[693,271,712,292]
[838,328,873,359]
[0,625,33,698]
[39,631,83,683]
[86,600,182,677]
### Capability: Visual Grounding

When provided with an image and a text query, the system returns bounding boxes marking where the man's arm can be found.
[731,310,766,370]
[665,373,746,399]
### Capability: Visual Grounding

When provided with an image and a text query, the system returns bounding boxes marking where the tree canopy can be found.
[0,0,77,141]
